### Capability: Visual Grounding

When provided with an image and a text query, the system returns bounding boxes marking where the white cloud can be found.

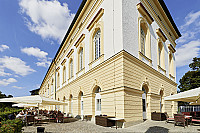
[176,40,200,67]
[21,47,48,59]
[181,11,200,30]
[21,47,51,67]
[0,56,35,76]
[0,67,11,77]
[19,0,75,42]
[176,31,196,43]
[12,86,23,89]
[0,78,17,86]
[0,45,9,52]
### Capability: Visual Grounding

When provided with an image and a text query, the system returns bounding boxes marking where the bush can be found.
[0,119,23,133]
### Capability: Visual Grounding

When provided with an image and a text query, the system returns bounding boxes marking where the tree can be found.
[0,91,13,108]
[178,57,200,92]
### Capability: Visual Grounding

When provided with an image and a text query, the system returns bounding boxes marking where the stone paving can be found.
[22,119,200,133]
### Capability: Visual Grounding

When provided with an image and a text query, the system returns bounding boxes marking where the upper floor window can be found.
[94,30,101,60]
[158,40,165,69]
[69,59,73,78]
[51,78,54,93]
[79,48,83,71]
[169,53,174,76]
[139,18,151,60]
[57,72,60,88]
[141,26,146,55]
[63,66,66,83]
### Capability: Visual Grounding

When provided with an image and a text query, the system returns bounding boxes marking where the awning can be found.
[164,87,200,102]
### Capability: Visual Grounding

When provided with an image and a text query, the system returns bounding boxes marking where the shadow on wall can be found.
[145,126,169,133]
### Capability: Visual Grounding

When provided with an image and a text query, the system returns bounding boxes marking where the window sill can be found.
[76,67,85,76]
[139,51,152,66]
[68,76,74,82]
[169,74,175,81]
[62,81,66,85]
[89,54,104,67]
[157,65,166,75]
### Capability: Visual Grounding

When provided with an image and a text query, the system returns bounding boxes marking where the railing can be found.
[179,106,200,112]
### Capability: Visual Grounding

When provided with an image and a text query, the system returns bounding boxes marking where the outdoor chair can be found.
[26,115,35,126]
[164,112,174,123]
[174,114,187,128]
[56,113,64,123]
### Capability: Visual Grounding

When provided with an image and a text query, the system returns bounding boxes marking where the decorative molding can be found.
[168,44,176,53]
[66,49,74,58]
[74,34,85,48]
[87,8,104,31]
[61,59,66,66]
[137,3,154,24]
[56,67,60,71]
[156,28,167,42]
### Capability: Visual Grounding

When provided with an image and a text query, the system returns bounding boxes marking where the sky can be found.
[0,0,199,97]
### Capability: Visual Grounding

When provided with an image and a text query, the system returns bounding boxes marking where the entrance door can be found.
[95,93,101,116]
[81,96,83,116]
[142,88,147,120]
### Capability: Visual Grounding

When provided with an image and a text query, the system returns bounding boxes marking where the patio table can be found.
[185,116,192,126]
[107,118,124,129]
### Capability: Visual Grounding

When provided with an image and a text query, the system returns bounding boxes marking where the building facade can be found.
[39,0,181,127]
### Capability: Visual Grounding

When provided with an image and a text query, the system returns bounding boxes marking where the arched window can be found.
[57,72,60,88]
[79,48,83,71]
[47,84,49,96]
[169,53,174,76]
[79,91,84,116]
[94,30,101,60]
[51,78,54,93]
[63,66,66,83]
[158,41,165,68]
[139,19,151,59]
[70,95,73,114]
[142,85,148,120]
[160,90,164,112]
[69,59,73,78]
[141,26,146,55]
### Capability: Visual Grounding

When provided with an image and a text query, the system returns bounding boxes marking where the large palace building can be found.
[39,0,181,127]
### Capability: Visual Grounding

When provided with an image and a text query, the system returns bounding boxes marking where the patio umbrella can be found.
[0,95,67,105]
[164,87,200,102]
[12,103,39,107]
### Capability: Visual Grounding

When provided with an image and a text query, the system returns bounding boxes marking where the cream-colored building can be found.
[39,0,181,127]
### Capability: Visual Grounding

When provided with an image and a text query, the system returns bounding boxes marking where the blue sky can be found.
[0,0,199,97]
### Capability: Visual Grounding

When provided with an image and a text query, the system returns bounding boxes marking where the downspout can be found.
[113,0,116,118]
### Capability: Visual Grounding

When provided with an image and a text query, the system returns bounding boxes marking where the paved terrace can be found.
[23,120,200,133]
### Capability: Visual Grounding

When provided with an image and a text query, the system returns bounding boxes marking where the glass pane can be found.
[94,30,101,60]
[81,101,83,110]
[142,99,146,112]
[141,27,145,55]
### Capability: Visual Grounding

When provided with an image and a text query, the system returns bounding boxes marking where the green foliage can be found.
[0,91,13,108]
[0,119,23,133]
[189,57,200,71]
[178,57,200,92]
[0,108,23,120]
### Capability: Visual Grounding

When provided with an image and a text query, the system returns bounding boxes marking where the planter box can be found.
[151,112,166,121]
[95,116,115,127]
